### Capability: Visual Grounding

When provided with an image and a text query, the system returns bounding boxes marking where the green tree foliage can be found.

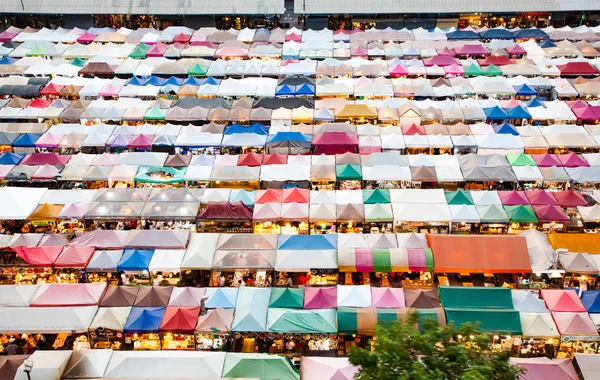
[348,313,522,380]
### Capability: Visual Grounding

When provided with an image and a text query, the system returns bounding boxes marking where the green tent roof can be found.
[336,164,362,180]
[444,190,474,205]
[134,166,186,184]
[483,64,503,76]
[267,308,337,333]
[506,153,536,166]
[439,287,514,309]
[476,204,509,223]
[26,46,47,57]
[338,307,445,334]
[362,189,391,204]
[223,353,300,380]
[188,63,208,76]
[129,43,151,59]
[463,63,483,76]
[144,107,167,120]
[444,308,522,334]
[71,57,87,67]
[269,288,304,308]
[503,205,539,223]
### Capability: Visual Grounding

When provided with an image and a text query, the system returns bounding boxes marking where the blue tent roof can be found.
[581,291,600,313]
[205,287,239,309]
[514,84,537,96]
[229,189,256,207]
[277,234,337,250]
[295,83,315,96]
[201,77,220,86]
[480,29,515,40]
[12,133,41,147]
[483,106,509,120]
[126,76,149,86]
[538,39,556,48]
[145,76,166,86]
[513,28,549,40]
[182,76,203,86]
[124,307,165,333]
[267,132,311,143]
[231,287,271,332]
[493,122,519,135]
[117,249,155,271]
[447,30,481,40]
[505,105,532,119]
[525,98,545,108]
[225,123,269,136]
[276,84,295,97]
[164,76,184,86]
[0,152,25,165]
[0,57,16,65]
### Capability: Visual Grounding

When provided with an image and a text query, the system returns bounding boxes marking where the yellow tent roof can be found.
[27,203,65,220]
[336,104,378,119]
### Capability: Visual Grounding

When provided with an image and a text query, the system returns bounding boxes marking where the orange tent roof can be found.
[548,233,600,254]
[427,235,531,273]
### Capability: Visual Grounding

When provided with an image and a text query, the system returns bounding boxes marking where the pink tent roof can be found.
[505,44,527,55]
[32,164,62,179]
[12,246,63,266]
[0,31,19,42]
[454,44,490,56]
[300,357,360,380]
[280,203,309,221]
[34,133,63,148]
[350,47,367,56]
[69,230,130,249]
[436,47,456,56]
[371,287,405,308]
[312,132,358,155]
[0,165,14,179]
[389,64,408,76]
[146,43,169,57]
[57,202,90,219]
[498,190,530,206]
[255,189,283,204]
[98,83,123,97]
[77,32,97,43]
[252,203,281,221]
[285,33,301,42]
[282,188,310,203]
[173,33,192,43]
[30,283,107,306]
[572,106,599,121]
[444,64,464,75]
[54,246,96,268]
[552,312,598,336]
[22,152,71,166]
[524,190,559,205]
[533,205,570,222]
[424,55,460,67]
[567,99,589,109]
[168,287,206,307]
[509,358,578,380]
[541,289,586,312]
[553,190,588,208]
[402,124,426,135]
[128,134,154,149]
[215,47,248,58]
[91,152,119,166]
[304,286,337,309]
[557,153,589,168]
[531,153,562,167]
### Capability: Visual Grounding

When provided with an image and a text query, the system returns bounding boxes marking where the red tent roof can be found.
[477,56,514,66]
[53,246,96,268]
[401,124,426,135]
[39,83,64,96]
[557,153,589,168]
[423,55,460,67]
[505,45,527,55]
[557,62,599,75]
[524,190,559,205]
[159,306,201,334]
[282,188,310,203]
[498,190,530,206]
[532,205,570,222]
[30,283,107,307]
[389,64,408,76]
[77,32,97,43]
[197,201,253,220]
[553,190,588,207]
[255,189,283,204]
[262,153,288,165]
[12,246,63,266]
[21,152,71,166]
[531,153,562,167]
[27,98,52,108]
[454,44,490,56]
[237,153,263,167]
[312,132,358,155]
[541,289,586,312]
[173,33,192,43]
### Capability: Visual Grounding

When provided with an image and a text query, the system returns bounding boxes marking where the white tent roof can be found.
[520,312,560,338]
[390,189,446,204]
[0,306,97,333]
[392,203,452,222]
[89,307,131,331]
[116,152,168,166]
[0,187,47,219]
[181,233,219,270]
[512,166,544,181]
[260,164,310,181]
[103,351,226,379]
[362,165,411,181]
[449,204,480,223]
[335,190,363,205]
[275,248,337,272]
[337,285,372,307]
[512,289,550,313]
[0,284,39,307]
[148,249,186,273]
[470,190,502,205]
[40,189,97,205]
[518,229,555,270]
[435,165,464,182]
[14,351,72,380]
[62,349,113,379]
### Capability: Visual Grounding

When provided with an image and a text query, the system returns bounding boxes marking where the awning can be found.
[275,234,337,271]
[439,287,513,309]
[0,306,97,333]
[548,234,600,254]
[444,308,522,334]
[337,307,446,335]
[338,247,433,272]
[267,308,337,333]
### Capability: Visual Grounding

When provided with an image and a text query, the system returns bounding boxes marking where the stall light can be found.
[457,335,463,340]
[493,335,499,340]
[469,335,475,340]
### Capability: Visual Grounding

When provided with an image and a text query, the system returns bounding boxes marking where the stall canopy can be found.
[222,353,300,380]
[159,306,201,334]
[100,286,139,307]
[29,283,106,307]
[269,287,304,308]
[520,312,559,338]
[439,287,514,309]
[338,247,433,273]
[12,351,72,380]
[304,286,337,309]
[575,353,600,380]
[267,308,337,333]
[540,289,586,312]
[444,308,522,334]
[300,357,359,380]
[123,306,166,332]
[552,312,598,336]
[86,249,124,272]
[404,289,439,308]
[134,286,173,307]
[428,235,531,273]
[61,350,112,379]
[509,358,578,380]
[205,287,238,309]
[0,306,98,333]
[275,234,337,271]
[196,308,235,333]
[548,234,600,254]
[232,287,271,332]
